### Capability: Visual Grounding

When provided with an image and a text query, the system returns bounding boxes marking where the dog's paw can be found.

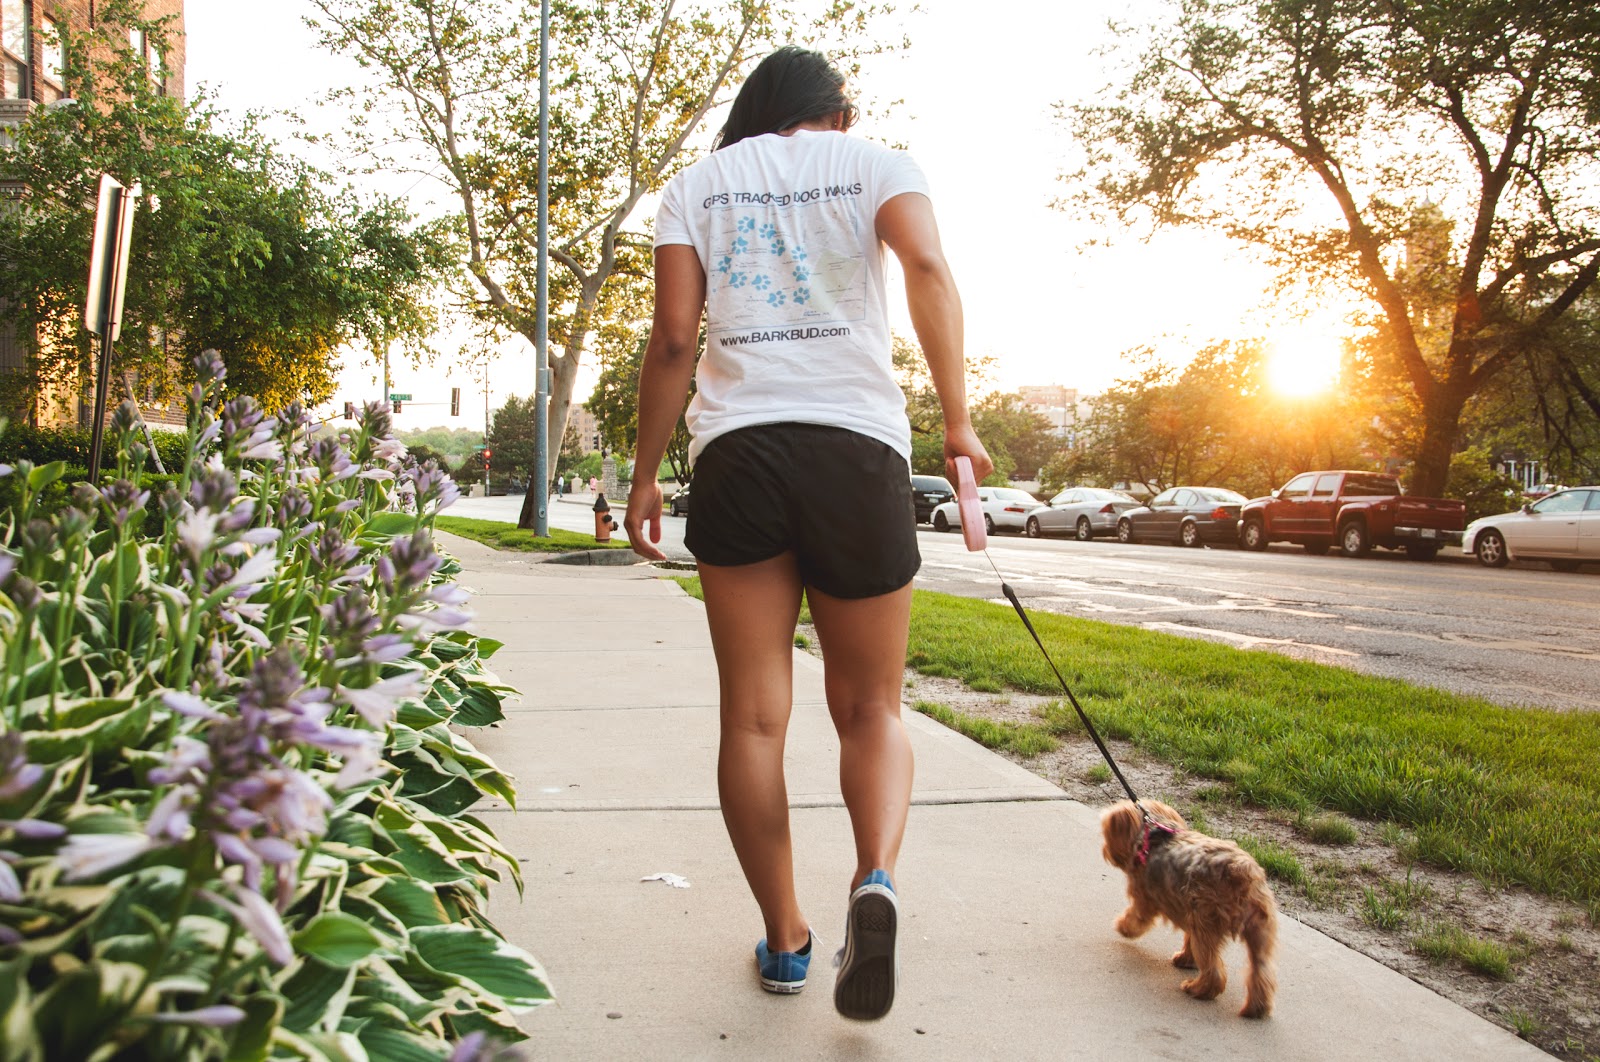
[1171,949,1197,969]
[1114,914,1144,938]
[1181,975,1224,1001]
[1239,997,1272,1019]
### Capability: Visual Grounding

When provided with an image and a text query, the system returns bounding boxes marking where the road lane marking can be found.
[1142,622,1360,657]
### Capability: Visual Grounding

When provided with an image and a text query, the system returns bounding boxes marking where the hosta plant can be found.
[0,353,547,1061]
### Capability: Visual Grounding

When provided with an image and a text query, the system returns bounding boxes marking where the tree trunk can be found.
[515,334,585,530]
[1409,377,1472,498]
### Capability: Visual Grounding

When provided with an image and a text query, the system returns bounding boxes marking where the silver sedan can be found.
[1462,486,1600,571]
[1024,487,1142,541]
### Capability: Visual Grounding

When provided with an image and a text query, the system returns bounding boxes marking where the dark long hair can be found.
[714,46,859,151]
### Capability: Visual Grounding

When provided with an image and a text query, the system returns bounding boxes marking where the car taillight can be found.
[1099,503,1116,514]
[1004,506,1027,513]
[1211,507,1229,519]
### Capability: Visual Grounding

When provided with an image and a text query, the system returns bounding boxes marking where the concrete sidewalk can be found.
[440,532,1541,1061]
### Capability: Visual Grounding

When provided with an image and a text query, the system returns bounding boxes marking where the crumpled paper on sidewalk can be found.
[640,872,691,889]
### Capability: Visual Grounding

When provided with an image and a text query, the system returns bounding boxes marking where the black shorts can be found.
[685,423,920,599]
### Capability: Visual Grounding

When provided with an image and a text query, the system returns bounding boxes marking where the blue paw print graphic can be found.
[737,216,756,233]
[717,256,732,274]
[728,272,747,289]
[793,287,811,305]
[731,236,749,254]
[759,223,777,239]
[751,274,771,291]
[792,265,810,282]
[769,237,786,256]
[767,291,787,307]
[791,245,807,262]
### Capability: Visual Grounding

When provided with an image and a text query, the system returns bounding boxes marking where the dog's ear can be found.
[1100,802,1142,869]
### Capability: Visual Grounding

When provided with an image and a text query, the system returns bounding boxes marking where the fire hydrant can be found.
[593,493,615,543]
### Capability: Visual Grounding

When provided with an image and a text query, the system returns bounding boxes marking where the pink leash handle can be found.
[953,455,987,552]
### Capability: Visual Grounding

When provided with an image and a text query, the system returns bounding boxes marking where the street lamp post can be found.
[531,0,551,535]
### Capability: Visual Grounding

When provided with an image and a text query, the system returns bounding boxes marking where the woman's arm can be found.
[876,192,994,483]
[624,244,707,560]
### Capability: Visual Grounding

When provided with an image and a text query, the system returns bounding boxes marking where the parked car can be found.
[1237,470,1466,559]
[1024,487,1141,540]
[930,486,1039,535]
[669,484,690,517]
[1117,487,1248,547]
[1462,486,1600,571]
[912,474,955,524]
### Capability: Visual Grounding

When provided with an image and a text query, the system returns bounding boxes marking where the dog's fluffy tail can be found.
[1239,883,1278,1018]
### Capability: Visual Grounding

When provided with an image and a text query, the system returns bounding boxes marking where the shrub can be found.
[0,355,543,1058]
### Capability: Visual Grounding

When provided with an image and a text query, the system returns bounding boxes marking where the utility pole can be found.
[531,0,552,535]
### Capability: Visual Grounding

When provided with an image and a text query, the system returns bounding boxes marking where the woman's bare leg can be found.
[806,583,915,888]
[699,553,810,953]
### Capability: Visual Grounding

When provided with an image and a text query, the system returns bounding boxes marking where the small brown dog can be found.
[1100,799,1278,1018]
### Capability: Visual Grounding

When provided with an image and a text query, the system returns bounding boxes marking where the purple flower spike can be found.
[99,481,150,529]
[192,350,227,385]
[57,833,156,881]
[200,885,292,965]
[0,733,42,801]
[380,531,443,597]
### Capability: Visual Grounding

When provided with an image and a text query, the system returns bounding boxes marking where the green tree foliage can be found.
[395,426,488,463]
[1061,342,1371,498]
[487,394,541,487]
[1070,0,1600,497]
[0,2,451,418]
[309,0,902,528]
[587,326,695,484]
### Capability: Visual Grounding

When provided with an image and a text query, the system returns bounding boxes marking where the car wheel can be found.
[1116,519,1135,544]
[933,511,950,533]
[1474,529,1509,568]
[1405,543,1440,561]
[1551,559,1581,573]
[1240,518,1268,551]
[984,513,995,535]
[1076,516,1093,541]
[1026,517,1042,538]
[1304,541,1330,556]
[1179,520,1200,548]
[1339,520,1370,557]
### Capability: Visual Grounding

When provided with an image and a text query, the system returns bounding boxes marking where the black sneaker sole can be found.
[834,890,897,1021]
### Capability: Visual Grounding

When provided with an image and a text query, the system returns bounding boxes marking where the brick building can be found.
[1,0,185,425]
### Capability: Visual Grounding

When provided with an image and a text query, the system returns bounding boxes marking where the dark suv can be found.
[912,475,955,524]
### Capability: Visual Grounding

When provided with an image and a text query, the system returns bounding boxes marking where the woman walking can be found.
[624,46,990,1021]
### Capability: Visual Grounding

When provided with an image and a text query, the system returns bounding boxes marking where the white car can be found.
[929,486,1040,535]
[1462,487,1600,571]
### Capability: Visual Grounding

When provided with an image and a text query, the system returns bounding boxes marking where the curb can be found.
[542,547,644,566]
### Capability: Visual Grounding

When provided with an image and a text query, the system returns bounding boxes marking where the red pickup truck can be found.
[1237,471,1466,560]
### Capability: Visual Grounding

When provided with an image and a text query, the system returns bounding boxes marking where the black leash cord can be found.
[996,578,1147,816]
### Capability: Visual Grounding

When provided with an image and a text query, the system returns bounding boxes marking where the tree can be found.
[486,394,540,487]
[1071,0,1600,496]
[587,325,695,485]
[0,2,451,418]
[309,0,901,528]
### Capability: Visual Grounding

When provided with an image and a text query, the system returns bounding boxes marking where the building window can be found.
[38,15,59,87]
[1,0,30,100]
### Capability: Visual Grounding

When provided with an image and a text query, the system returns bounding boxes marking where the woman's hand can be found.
[624,479,666,561]
[943,421,993,485]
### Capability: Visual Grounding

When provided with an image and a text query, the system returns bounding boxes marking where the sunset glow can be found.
[1266,329,1344,397]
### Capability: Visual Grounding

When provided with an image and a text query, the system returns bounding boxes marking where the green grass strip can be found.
[665,578,1600,905]
[912,701,1059,757]
[435,516,629,553]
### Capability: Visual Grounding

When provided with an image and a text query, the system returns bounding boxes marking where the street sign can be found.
[388,392,413,402]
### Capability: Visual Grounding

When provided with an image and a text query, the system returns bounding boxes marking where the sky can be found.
[183,0,1326,433]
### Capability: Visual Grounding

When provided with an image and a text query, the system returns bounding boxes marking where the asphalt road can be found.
[449,494,1600,713]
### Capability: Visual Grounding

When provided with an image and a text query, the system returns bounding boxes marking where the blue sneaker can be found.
[833,870,897,1020]
[756,931,813,994]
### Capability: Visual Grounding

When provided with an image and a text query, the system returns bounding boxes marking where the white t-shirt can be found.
[654,129,930,463]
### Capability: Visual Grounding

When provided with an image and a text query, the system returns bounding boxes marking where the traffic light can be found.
[483,448,492,469]
[451,387,461,416]
[392,399,403,413]
[343,401,355,420]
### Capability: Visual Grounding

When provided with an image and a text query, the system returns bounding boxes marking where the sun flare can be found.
[1266,329,1344,397]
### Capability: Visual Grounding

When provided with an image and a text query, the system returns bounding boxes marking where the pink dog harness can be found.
[1134,818,1179,867]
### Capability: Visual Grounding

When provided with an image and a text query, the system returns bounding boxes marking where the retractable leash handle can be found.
[953,455,987,552]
